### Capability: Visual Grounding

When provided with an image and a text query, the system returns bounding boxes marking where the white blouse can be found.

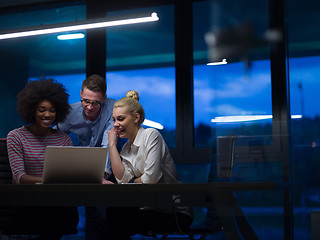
[117,127,180,184]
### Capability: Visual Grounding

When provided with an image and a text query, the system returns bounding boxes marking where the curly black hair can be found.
[17,79,70,124]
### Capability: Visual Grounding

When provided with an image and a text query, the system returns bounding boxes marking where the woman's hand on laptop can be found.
[102,179,114,184]
[19,174,43,184]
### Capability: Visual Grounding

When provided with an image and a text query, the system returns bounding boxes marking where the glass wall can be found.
[194,61,272,147]
[0,4,86,138]
[105,5,176,147]
[193,0,272,148]
[0,3,87,238]
[288,0,320,239]
[193,1,285,239]
[1,0,319,239]
[107,67,176,147]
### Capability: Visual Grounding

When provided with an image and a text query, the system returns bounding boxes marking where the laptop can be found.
[42,146,108,184]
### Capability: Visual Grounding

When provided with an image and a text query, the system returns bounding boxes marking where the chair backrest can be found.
[0,138,15,232]
[0,138,78,236]
[216,135,237,180]
[0,139,12,184]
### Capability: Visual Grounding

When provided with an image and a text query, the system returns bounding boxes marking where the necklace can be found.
[40,135,50,144]
[27,125,52,144]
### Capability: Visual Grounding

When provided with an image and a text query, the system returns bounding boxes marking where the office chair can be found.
[151,135,258,240]
[143,136,240,240]
[0,138,16,237]
[211,135,258,240]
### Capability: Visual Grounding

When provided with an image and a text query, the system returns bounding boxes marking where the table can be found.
[0,182,276,240]
[0,182,275,207]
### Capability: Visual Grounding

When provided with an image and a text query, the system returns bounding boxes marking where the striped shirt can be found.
[7,126,72,184]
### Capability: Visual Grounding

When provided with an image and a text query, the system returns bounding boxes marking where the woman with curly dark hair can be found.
[6,79,79,240]
[16,78,71,125]
[7,79,71,184]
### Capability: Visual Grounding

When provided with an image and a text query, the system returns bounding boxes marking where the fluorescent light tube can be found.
[142,119,164,130]
[0,12,159,40]
[57,33,85,40]
[207,59,228,66]
[211,114,302,123]
[291,115,302,119]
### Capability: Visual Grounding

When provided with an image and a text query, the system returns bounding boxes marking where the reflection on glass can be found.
[289,56,320,183]
[194,60,272,147]
[0,4,86,138]
[288,0,320,238]
[105,5,175,147]
[0,5,86,31]
[192,1,284,239]
[193,0,272,148]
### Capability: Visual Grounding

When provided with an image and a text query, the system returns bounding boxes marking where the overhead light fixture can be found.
[142,119,164,130]
[291,115,302,119]
[211,114,302,123]
[57,33,85,40]
[0,12,159,40]
[207,58,228,66]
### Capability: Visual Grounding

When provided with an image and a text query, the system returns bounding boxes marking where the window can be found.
[105,5,176,147]
[192,1,286,239]
[0,0,315,238]
[0,4,86,138]
[193,0,272,148]
[194,61,272,147]
[288,1,320,238]
[107,67,176,147]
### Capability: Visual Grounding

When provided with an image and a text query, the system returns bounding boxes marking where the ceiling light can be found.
[57,33,85,40]
[211,114,302,123]
[207,59,228,66]
[142,119,164,130]
[0,12,159,40]
[291,115,302,119]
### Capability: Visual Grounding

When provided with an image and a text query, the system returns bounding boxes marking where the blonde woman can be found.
[105,90,193,239]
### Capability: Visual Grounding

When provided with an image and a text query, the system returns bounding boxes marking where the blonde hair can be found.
[114,90,145,126]
[126,90,139,101]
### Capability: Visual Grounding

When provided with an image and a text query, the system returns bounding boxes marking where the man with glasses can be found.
[56,74,116,180]
[56,74,117,240]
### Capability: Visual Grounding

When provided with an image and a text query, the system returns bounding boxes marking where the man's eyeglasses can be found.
[81,99,102,107]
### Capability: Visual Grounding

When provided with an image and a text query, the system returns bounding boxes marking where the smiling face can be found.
[112,106,140,142]
[34,99,56,129]
[80,87,106,122]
